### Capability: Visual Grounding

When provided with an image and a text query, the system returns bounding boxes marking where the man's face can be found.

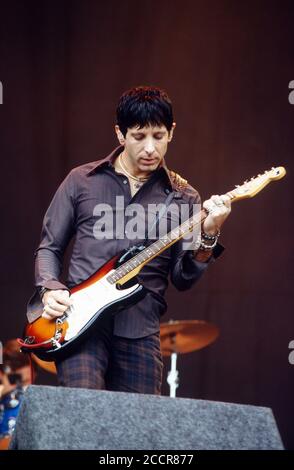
[117,124,175,174]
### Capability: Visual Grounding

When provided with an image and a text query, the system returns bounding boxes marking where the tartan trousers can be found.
[55,316,163,395]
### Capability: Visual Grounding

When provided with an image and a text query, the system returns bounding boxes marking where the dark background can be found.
[0,0,293,449]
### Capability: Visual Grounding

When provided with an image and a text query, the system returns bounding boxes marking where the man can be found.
[0,339,33,445]
[27,86,231,394]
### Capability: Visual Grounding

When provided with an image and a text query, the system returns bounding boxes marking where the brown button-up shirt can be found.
[27,146,223,338]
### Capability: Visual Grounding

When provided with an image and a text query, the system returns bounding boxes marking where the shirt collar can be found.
[86,145,176,190]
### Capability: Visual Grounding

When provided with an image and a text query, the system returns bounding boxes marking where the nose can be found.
[144,138,155,155]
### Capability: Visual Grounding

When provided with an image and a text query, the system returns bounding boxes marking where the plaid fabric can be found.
[55,324,163,395]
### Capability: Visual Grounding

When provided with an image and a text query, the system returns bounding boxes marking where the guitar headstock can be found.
[228,167,286,201]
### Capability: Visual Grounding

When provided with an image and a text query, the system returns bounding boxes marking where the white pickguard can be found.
[64,270,140,341]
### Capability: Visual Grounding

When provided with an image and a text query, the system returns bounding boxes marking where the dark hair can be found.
[116,86,174,137]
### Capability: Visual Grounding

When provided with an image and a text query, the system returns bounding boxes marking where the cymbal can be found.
[160,320,219,356]
[31,354,57,374]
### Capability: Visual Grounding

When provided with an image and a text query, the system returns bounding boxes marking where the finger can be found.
[220,194,231,207]
[42,289,72,306]
[203,200,222,215]
[203,199,215,211]
[211,195,225,206]
[42,304,66,317]
[210,208,224,217]
[41,311,55,320]
[59,289,70,298]
[210,196,231,215]
[51,292,72,306]
[220,194,231,203]
[44,299,66,313]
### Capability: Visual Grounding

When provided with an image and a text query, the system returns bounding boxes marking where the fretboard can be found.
[105,166,286,285]
[106,209,206,285]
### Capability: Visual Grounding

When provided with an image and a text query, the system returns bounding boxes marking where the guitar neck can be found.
[106,207,208,286]
[106,165,286,286]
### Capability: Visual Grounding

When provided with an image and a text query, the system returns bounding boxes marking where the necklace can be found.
[119,154,149,189]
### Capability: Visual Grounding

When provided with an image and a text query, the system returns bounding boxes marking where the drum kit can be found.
[161,320,219,397]
[0,319,218,448]
[0,387,24,450]
[30,319,219,397]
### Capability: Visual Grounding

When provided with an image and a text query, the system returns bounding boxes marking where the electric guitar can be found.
[19,167,286,361]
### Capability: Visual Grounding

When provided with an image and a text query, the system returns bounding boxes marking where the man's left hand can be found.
[202,194,231,235]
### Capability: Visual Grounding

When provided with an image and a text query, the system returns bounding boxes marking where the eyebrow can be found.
[131,130,166,135]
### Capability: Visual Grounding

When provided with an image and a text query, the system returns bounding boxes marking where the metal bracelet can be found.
[190,229,220,253]
[199,238,218,251]
[199,229,220,251]
[201,229,220,241]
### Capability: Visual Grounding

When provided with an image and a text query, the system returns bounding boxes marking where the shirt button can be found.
[123,179,128,184]
[165,188,170,194]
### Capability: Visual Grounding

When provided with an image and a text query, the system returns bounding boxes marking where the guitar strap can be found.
[143,190,175,247]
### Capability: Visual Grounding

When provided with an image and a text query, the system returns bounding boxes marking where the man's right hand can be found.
[42,289,73,320]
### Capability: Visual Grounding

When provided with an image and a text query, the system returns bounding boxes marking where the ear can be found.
[168,122,176,142]
[115,125,125,145]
